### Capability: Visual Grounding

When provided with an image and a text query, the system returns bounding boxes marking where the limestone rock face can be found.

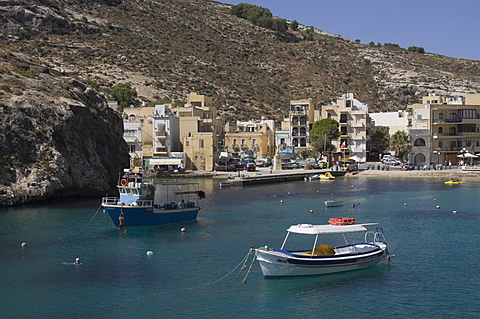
[0,63,129,206]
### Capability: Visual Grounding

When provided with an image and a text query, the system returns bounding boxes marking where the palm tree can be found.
[390,131,411,161]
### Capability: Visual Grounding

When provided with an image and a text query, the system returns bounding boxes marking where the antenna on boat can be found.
[351,202,360,218]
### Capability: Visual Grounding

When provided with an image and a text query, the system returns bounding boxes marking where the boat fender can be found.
[120,179,127,186]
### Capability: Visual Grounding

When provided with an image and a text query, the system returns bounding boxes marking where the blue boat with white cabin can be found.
[101,170,205,227]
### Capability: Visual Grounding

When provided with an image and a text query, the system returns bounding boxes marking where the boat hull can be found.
[255,246,385,277]
[102,205,199,227]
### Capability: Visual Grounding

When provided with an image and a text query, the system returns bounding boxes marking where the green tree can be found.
[354,39,361,44]
[407,46,425,54]
[390,130,411,161]
[106,83,139,111]
[369,129,390,155]
[309,118,340,153]
[290,20,299,31]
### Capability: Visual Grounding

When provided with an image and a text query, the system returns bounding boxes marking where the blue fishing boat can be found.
[101,170,205,227]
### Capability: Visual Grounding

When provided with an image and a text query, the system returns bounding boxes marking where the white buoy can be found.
[436,205,440,209]
[147,251,153,255]
[280,200,283,203]
[181,227,186,232]
[453,211,458,214]
[21,242,27,247]
[404,203,407,206]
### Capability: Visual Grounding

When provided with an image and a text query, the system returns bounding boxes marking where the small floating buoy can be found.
[404,203,407,206]
[371,196,374,198]
[180,227,186,232]
[453,211,458,214]
[280,200,283,203]
[436,205,440,209]
[331,194,334,196]
[21,242,27,247]
[147,251,153,255]
[434,198,437,201]
[310,210,313,214]
[273,194,276,197]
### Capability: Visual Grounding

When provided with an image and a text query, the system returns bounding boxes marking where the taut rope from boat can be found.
[240,247,257,284]
[85,205,103,228]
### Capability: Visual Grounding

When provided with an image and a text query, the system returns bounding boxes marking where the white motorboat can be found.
[324,199,344,207]
[254,220,389,277]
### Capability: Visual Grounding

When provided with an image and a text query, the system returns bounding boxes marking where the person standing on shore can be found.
[449,161,452,169]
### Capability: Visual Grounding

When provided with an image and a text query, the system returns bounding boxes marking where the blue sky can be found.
[222,0,479,61]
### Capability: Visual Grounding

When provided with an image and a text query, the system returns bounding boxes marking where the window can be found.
[129,145,136,153]
[439,113,444,119]
[252,139,257,147]
[458,109,476,119]
[300,127,306,136]
[438,127,443,133]
[340,114,348,123]
[292,117,298,125]
[292,127,299,136]
[438,141,443,148]
[300,138,307,147]
[185,141,189,147]
[300,117,306,125]
[199,139,204,148]
[417,115,422,120]
[233,139,237,147]
[327,113,332,118]
[414,138,426,146]
[340,126,347,135]
[292,138,298,147]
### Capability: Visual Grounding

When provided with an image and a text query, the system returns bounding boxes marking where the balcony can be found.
[349,121,365,128]
[156,131,167,138]
[433,132,480,138]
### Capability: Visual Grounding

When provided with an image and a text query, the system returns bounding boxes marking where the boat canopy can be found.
[286,223,378,235]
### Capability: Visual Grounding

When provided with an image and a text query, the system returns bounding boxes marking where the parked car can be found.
[383,158,401,166]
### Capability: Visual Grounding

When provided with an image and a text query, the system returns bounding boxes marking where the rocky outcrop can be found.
[0,54,129,206]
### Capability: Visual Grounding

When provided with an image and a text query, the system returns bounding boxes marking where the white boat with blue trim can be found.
[101,170,205,227]
[254,219,390,277]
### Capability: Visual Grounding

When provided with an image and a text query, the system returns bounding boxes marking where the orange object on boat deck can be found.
[329,217,356,226]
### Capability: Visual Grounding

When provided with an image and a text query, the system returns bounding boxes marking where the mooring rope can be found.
[204,249,253,286]
[240,250,257,284]
[85,205,103,228]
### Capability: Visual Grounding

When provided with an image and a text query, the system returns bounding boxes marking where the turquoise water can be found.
[1,175,480,318]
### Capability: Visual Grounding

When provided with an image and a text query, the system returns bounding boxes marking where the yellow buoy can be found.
[310,210,313,214]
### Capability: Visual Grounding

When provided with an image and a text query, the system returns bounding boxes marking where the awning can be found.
[148,158,182,166]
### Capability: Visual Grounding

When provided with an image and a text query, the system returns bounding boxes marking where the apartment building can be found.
[287,99,316,152]
[123,104,183,169]
[407,93,480,166]
[225,118,275,158]
[321,93,369,162]
[173,93,224,171]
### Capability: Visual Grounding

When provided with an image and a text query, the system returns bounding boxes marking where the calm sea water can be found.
[1,175,480,318]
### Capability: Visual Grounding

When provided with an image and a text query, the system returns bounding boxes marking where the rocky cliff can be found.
[0,51,129,206]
